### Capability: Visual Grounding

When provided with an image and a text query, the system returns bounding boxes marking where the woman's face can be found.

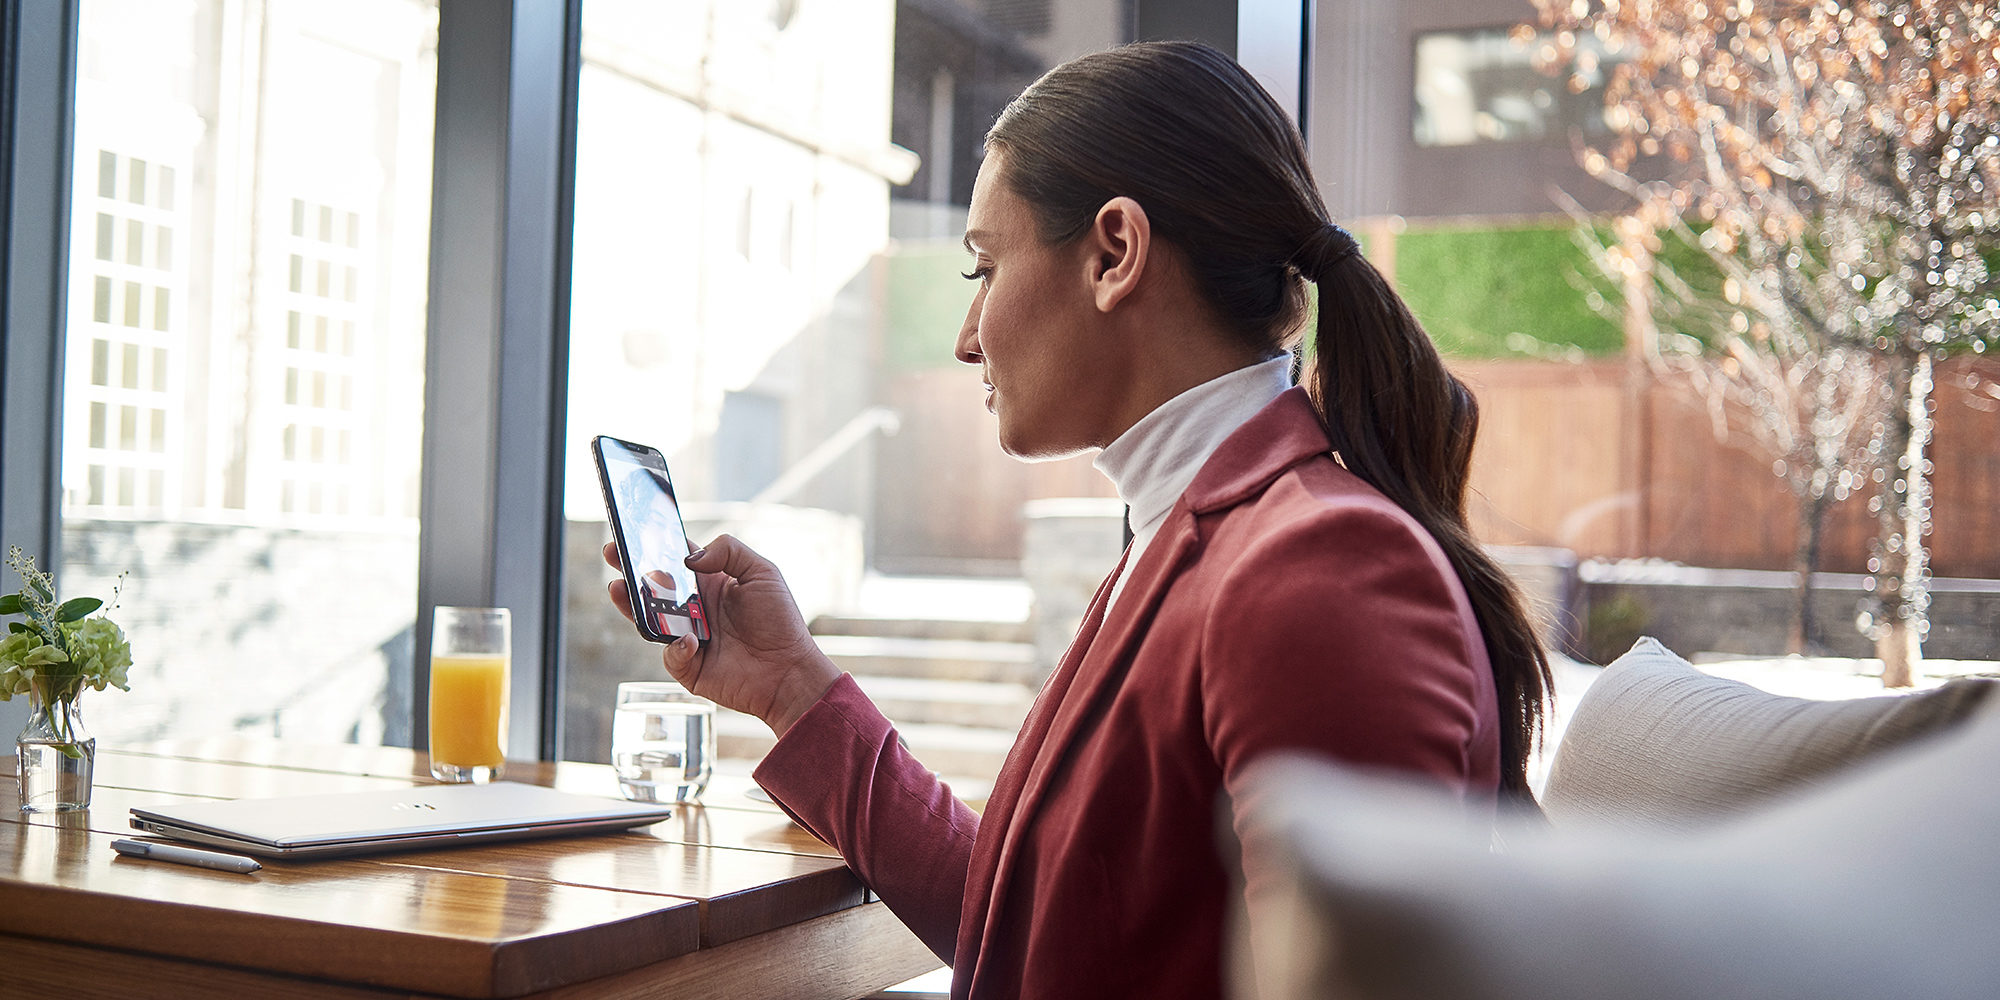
[955,152,1119,459]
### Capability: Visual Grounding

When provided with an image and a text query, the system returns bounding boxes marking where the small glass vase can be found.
[17,677,95,813]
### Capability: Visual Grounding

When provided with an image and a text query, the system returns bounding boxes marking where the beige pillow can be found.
[1542,637,1998,830]
[1232,698,2000,1000]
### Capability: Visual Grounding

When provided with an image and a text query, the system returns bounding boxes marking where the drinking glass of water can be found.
[612,680,715,803]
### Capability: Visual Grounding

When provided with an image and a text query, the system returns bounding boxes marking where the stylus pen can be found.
[110,838,262,874]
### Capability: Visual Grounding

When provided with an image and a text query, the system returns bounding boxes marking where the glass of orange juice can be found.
[429,606,510,783]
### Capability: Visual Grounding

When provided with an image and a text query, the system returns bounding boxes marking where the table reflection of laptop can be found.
[128,782,674,859]
[639,569,707,638]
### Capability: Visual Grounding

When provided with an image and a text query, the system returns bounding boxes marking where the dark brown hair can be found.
[987,41,1552,799]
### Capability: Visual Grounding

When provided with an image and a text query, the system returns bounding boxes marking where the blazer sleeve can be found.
[753,673,981,963]
[1200,501,1492,911]
[1199,497,1490,796]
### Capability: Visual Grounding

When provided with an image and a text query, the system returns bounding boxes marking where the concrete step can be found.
[811,633,1039,685]
[850,674,1034,731]
[716,707,1015,789]
[811,614,1033,645]
[847,573,1032,625]
[735,577,1039,792]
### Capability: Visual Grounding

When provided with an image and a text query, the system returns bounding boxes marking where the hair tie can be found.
[1296,223,1361,278]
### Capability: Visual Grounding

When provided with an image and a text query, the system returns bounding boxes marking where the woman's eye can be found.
[961,266,991,282]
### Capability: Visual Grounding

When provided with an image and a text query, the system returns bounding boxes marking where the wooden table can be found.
[0,741,942,999]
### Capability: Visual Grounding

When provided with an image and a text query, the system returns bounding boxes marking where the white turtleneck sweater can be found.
[1093,355,1294,611]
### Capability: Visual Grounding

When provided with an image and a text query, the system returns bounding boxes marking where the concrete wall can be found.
[1021,499,1127,679]
[60,519,417,746]
[1575,564,2000,665]
[1488,544,1581,653]
[560,519,668,766]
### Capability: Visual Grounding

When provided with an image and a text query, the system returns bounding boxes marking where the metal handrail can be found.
[747,406,901,507]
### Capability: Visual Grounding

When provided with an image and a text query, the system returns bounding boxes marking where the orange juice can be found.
[429,653,508,768]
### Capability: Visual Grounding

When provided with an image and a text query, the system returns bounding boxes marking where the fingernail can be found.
[685,547,706,563]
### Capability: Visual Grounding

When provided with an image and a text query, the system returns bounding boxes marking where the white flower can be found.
[0,631,69,699]
[65,618,133,692]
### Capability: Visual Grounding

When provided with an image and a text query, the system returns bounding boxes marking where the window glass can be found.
[1413,26,1620,147]
[559,0,1134,783]
[63,0,437,745]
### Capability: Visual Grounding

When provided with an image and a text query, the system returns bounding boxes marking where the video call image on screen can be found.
[604,446,708,641]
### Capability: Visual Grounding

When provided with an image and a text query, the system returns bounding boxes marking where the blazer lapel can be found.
[970,504,1203,961]
[976,548,1123,835]
[955,548,1125,975]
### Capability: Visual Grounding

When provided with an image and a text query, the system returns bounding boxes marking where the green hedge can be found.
[1389,222,1625,358]
[884,245,977,372]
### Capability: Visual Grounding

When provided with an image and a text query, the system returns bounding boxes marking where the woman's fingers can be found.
[684,533,776,583]
[661,632,701,687]
[602,541,620,569]
[606,578,634,621]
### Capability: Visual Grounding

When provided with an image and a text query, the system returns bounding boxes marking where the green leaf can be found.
[7,621,29,634]
[0,594,20,614]
[28,575,52,602]
[57,742,84,761]
[54,597,101,622]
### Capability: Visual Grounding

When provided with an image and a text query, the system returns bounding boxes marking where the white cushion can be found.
[1543,637,1998,830]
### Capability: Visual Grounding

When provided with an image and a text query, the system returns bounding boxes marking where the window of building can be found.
[277,198,366,517]
[1413,26,1619,147]
[984,0,1054,36]
[74,149,182,512]
[61,0,437,746]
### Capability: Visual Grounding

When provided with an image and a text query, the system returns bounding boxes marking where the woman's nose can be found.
[953,293,982,366]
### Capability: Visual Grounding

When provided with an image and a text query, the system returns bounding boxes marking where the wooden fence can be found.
[1460,357,2000,577]
[873,358,2000,579]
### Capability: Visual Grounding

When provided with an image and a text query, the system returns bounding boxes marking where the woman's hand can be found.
[602,535,839,737]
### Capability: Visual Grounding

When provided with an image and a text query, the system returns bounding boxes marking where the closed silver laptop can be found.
[128,781,673,858]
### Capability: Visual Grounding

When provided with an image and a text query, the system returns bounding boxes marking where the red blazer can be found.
[756,387,1500,998]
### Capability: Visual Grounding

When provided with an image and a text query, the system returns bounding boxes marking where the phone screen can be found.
[594,436,710,643]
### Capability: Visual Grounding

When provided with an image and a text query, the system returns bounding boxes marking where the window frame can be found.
[416,0,582,762]
[0,0,81,740]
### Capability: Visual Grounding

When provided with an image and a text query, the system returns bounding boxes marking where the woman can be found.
[606,41,1549,998]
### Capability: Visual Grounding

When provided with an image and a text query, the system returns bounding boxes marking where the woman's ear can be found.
[1085,196,1150,314]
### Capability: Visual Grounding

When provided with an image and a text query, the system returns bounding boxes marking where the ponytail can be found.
[1298,238,1553,801]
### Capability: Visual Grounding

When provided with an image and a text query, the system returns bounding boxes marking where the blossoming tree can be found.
[1534,0,2000,683]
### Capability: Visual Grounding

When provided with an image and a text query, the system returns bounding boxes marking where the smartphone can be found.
[592,435,711,644]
